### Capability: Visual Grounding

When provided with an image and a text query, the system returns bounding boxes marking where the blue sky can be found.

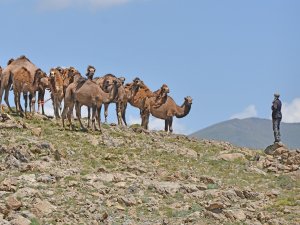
[0,0,299,134]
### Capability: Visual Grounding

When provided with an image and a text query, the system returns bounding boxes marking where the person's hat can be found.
[274,93,280,97]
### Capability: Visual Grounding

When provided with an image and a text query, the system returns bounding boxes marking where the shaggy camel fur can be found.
[127,78,170,129]
[61,73,120,131]
[150,96,193,132]
[0,56,40,112]
[12,67,48,115]
[49,68,64,118]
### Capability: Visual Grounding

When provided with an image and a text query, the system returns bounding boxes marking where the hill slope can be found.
[190,118,300,149]
[0,114,299,224]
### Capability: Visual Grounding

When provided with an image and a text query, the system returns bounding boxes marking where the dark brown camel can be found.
[126,78,170,129]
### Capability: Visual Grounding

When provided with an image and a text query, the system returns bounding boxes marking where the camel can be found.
[61,66,78,96]
[0,56,40,112]
[12,67,48,115]
[126,78,170,129]
[49,68,64,118]
[61,73,120,131]
[149,96,193,132]
[92,74,128,125]
[102,75,129,126]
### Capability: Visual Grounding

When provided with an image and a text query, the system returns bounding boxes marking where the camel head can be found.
[118,77,126,85]
[86,65,96,80]
[102,74,118,92]
[108,79,121,100]
[184,96,193,106]
[68,67,78,77]
[56,66,64,74]
[49,68,61,79]
[160,84,170,96]
[34,69,48,88]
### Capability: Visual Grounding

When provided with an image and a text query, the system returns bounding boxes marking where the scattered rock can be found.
[31,128,42,137]
[218,153,245,161]
[32,199,56,217]
[205,201,225,213]
[10,215,31,225]
[118,196,137,207]
[6,196,22,210]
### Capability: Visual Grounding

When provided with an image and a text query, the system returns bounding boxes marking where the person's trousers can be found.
[272,118,281,142]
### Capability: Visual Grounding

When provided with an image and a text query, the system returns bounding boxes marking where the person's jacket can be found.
[272,99,282,119]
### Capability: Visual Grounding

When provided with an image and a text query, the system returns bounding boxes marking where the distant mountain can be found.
[190,118,300,149]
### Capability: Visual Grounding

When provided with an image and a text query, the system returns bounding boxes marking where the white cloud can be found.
[128,115,190,134]
[230,104,257,120]
[282,98,300,123]
[37,0,134,11]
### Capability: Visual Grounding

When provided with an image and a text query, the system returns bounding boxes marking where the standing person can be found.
[272,93,282,143]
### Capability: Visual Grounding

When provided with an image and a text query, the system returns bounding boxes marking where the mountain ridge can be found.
[190,117,300,149]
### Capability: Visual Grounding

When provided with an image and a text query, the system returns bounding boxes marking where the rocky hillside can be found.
[0,113,299,225]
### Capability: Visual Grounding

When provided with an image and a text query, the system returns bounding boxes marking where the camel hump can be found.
[18,55,31,62]
[7,58,14,65]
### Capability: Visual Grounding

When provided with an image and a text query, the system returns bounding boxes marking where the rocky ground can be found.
[0,112,299,225]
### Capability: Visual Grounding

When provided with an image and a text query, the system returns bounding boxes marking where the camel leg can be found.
[41,91,45,115]
[75,102,86,131]
[116,102,122,126]
[0,82,5,113]
[67,109,73,130]
[30,93,36,114]
[61,104,68,128]
[24,93,28,116]
[96,105,102,133]
[13,90,19,113]
[38,90,45,115]
[54,98,61,119]
[141,110,150,130]
[169,117,173,133]
[121,102,127,126]
[104,103,109,123]
[92,106,97,131]
[87,107,90,128]
[165,120,168,132]
[4,85,13,112]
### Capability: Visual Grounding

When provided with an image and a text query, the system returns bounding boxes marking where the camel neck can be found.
[175,102,191,118]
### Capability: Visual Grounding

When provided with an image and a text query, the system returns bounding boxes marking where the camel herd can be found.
[0,55,192,132]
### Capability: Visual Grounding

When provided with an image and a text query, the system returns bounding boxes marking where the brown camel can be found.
[102,75,129,126]
[49,68,64,118]
[61,73,120,131]
[126,78,170,129]
[37,75,51,115]
[12,67,48,115]
[0,56,40,112]
[149,96,193,132]
[92,74,127,125]
[61,66,78,96]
